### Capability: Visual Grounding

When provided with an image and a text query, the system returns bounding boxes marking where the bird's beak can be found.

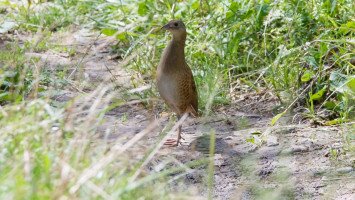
[161,23,170,30]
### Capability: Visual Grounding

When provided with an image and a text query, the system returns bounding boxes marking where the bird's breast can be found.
[157,73,178,101]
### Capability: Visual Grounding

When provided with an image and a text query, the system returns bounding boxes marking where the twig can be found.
[67,33,102,79]
[104,61,119,83]
[321,177,355,181]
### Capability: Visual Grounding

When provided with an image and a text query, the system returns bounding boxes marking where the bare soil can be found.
[5,26,354,200]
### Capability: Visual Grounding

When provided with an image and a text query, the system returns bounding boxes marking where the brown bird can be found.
[157,20,198,146]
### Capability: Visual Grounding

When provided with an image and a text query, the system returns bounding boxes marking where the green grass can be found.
[3,0,353,119]
[0,44,32,103]
[77,0,354,122]
[0,0,354,199]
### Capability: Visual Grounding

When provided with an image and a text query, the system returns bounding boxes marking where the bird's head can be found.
[162,20,186,38]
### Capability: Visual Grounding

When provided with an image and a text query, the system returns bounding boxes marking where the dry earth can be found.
[3,26,354,199]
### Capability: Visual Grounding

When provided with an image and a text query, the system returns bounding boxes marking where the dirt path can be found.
[12,27,354,199]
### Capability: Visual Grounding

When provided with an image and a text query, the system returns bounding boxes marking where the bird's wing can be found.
[189,67,198,117]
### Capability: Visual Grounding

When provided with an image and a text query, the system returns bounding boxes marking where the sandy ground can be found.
[4,26,354,199]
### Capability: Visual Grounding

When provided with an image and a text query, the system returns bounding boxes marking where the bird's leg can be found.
[176,114,185,143]
[176,124,184,145]
[164,115,184,147]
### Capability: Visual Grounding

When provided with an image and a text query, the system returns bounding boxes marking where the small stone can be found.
[154,162,166,172]
[258,147,281,158]
[281,145,308,155]
[331,142,342,149]
[291,145,308,153]
[273,127,296,135]
[336,167,353,174]
[185,171,203,184]
[84,72,89,79]
[267,135,279,146]
[225,136,233,140]
[312,167,328,176]
[135,115,145,120]
[214,154,224,167]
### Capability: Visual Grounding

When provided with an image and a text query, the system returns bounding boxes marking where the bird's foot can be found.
[163,137,184,147]
[164,139,178,147]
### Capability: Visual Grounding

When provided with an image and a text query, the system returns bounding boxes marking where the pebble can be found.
[291,145,308,153]
[185,171,203,184]
[135,114,145,120]
[225,136,233,140]
[281,145,308,155]
[312,167,328,176]
[331,142,342,149]
[300,138,314,146]
[272,127,296,135]
[214,154,224,167]
[266,135,279,146]
[336,167,353,174]
[258,147,282,158]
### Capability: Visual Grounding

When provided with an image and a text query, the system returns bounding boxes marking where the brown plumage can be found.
[157,20,198,146]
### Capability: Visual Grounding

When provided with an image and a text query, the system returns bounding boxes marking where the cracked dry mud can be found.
[7,27,354,199]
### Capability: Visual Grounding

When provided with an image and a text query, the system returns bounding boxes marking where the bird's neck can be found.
[171,32,186,47]
[170,32,186,53]
[162,33,187,68]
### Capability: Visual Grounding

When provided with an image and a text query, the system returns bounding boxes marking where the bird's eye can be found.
[174,22,178,27]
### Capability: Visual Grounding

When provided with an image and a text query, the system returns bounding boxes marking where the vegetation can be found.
[0,0,354,199]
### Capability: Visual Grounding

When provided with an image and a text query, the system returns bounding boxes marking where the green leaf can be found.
[229,2,240,12]
[246,137,255,144]
[339,21,354,34]
[346,77,355,93]
[330,0,337,13]
[329,72,354,95]
[101,29,116,36]
[326,15,338,27]
[301,70,313,82]
[138,2,148,16]
[251,131,262,135]
[271,111,285,126]
[325,118,343,126]
[346,21,355,28]
[226,11,234,19]
[226,2,239,19]
[310,87,326,101]
[330,71,346,87]
[0,92,9,100]
[126,31,139,37]
[116,32,127,41]
[324,101,336,110]
[304,56,318,69]
[191,0,200,10]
